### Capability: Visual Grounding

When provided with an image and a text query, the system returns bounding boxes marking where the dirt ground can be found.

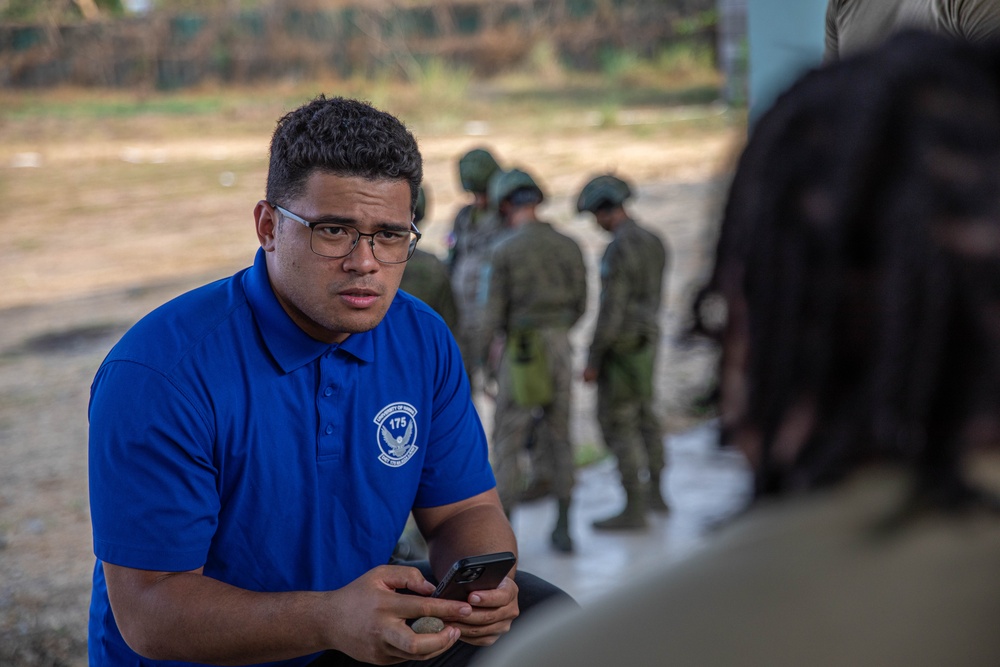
[0,98,741,665]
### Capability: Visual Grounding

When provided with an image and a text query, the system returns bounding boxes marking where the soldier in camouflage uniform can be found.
[577,174,669,530]
[447,148,503,381]
[482,169,588,552]
[400,185,459,331]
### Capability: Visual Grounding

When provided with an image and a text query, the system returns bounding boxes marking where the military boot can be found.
[592,488,647,530]
[550,498,574,553]
[647,476,670,513]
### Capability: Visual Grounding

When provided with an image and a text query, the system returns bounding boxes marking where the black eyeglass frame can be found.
[272,203,421,264]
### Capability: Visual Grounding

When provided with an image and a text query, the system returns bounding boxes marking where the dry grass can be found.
[0,70,742,311]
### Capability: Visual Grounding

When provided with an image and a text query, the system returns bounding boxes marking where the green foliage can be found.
[657,41,716,73]
[96,0,124,14]
[673,9,718,36]
[4,94,226,120]
[0,0,42,21]
[598,47,642,81]
[149,0,259,9]
[527,39,566,81]
[414,57,473,104]
[575,441,610,468]
[597,102,620,128]
[0,0,124,21]
[597,41,717,87]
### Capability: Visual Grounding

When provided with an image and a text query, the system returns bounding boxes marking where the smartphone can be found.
[431,551,517,601]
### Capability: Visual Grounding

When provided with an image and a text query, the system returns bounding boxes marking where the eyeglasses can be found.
[273,204,421,264]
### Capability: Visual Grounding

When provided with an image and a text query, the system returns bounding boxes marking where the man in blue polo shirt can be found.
[88,95,571,667]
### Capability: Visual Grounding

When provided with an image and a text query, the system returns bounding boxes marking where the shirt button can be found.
[325,424,334,435]
[324,386,333,397]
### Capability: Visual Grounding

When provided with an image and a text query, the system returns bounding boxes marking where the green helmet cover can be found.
[458,148,501,193]
[577,174,632,213]
[489,168,544,207]
[414,185,427,223]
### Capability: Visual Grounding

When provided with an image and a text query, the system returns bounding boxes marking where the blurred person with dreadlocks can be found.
[482,168,588,553]
[576,174,670,530]
[447,148,503,383]
[476,30,1000,666]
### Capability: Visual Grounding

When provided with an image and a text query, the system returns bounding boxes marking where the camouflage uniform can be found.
[400,249,459,332]
[448,149,502,379]
[578,174,669,529]
[400,185,460,332]
[483,175,588,523]
[590,220,667,495]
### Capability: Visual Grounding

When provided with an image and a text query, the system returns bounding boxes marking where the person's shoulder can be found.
[104,271,250,371]
[636,219,666,242]
[489,226,526,256]
[387,289,452,332]
[619,219,665,250]
[544,222,585,255]
[408,247,449,273]
[452,203,475,227]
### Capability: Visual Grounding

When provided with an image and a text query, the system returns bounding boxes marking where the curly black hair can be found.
[265,95,422,211]
[693,30,1000,510]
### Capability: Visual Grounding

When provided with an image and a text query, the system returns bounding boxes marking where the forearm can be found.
[106,565,336,665]
[413,491,519,645]
[421,501,516,581]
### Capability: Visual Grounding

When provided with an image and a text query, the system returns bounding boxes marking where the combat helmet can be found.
[458,148,501,193]
[576,174,632,213]
[414,185,427,223]
[489,168,544,208]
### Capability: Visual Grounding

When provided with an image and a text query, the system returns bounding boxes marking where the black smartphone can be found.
[431,551,517,601]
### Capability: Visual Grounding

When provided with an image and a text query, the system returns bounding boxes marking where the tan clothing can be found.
[825,0,1000,61]
[480,464,1000,666]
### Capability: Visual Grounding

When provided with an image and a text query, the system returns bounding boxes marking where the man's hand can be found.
[443,576,520,646]
[328,564,476,664]
[103,562,477,666]
[413,489,520,647]
[582,366,598,383]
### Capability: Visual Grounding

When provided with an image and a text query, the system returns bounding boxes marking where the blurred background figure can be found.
[825,0,1000,61]
[399,185,459,332]
[447,148,503,384]
[478,30,1000,665]
[576,174,670,530]
[482,168,588,553]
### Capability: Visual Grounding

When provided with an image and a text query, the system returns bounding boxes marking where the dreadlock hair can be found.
[266,95,423,212]
[692,30,1000,510]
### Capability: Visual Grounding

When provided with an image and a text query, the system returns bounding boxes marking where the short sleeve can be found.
[412,324,495,508]
[89,360,220,571]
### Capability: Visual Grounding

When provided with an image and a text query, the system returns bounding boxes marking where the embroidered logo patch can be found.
[374,402,418,468]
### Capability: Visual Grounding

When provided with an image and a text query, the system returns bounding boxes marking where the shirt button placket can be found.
[318,353,341,460]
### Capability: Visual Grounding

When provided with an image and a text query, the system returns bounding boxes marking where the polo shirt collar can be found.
[242,249,375,372]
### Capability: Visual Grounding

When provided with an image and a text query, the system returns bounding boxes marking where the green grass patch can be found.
[575,441,609,468]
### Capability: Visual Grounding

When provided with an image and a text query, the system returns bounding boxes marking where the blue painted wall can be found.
[747,0,827,125]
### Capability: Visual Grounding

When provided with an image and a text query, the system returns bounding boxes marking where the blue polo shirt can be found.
[88,249,495,667]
